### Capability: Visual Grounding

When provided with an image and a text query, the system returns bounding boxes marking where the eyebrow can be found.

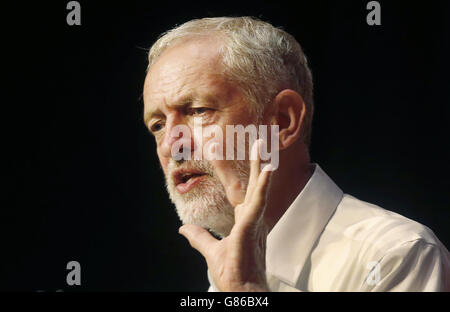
[144,95,194,126]
[144,109,163,126]
[143,93,218,125]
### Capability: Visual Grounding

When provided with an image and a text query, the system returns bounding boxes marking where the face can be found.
[143,38,259,237]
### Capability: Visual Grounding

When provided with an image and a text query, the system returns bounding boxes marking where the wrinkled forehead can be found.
[143,38,226,105]
[142,40,250,123]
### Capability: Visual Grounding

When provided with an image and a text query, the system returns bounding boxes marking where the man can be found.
[143,16,450,291]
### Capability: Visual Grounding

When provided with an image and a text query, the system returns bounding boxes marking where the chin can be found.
[164,158,250,238]
[174,195,235,238]
[168,178,235,238]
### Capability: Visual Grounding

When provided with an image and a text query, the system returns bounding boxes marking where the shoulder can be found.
[325,194,442,254]
[310,194,450,291]
[319,194,448,270]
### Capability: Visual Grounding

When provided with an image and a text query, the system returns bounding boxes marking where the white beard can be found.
[165,159,250,238]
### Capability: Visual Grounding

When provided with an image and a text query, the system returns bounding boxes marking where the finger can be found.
[254,164,274,207]
[243,164,274,222]
[257,164,273,190]
[246,139,263,200]
[179,224,217,259]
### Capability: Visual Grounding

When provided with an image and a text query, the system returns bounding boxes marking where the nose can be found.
[159,118,195,160]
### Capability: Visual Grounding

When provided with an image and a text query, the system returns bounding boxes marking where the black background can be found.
[2,0,449,291]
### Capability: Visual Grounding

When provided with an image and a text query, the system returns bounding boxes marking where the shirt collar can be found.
[266,163,343,287]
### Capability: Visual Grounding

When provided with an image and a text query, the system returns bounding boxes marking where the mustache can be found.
[167,159,216,179]
[166,159,251,187]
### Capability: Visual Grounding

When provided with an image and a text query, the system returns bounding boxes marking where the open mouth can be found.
[173,169,207,194]
[179,172,203,183]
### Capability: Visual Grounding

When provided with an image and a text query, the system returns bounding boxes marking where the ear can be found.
[269,89,306,150]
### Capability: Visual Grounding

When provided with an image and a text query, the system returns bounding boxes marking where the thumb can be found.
[179,224,218,258]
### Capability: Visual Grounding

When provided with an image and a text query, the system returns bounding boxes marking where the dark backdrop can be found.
[2,0,449,291]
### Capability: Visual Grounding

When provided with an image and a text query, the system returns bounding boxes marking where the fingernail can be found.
[261,163,274,172]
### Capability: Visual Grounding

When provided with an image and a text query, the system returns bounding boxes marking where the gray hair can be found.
[147,16,314,146]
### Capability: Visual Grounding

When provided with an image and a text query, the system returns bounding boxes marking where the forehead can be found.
[143,38,231,114]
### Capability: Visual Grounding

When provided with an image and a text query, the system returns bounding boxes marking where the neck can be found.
[264,142,314,232]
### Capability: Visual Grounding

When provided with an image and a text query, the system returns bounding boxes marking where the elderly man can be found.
[143,16,449,292]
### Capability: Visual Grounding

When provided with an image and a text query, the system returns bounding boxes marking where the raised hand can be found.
[179,139,274,291]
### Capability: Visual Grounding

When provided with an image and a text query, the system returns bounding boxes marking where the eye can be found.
[150,121,164,133]
[188,107,212,115]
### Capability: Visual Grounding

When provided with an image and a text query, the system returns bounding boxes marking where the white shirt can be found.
[208,164,450,291]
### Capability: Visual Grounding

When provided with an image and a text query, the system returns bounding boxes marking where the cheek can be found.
[158,151,170,175]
